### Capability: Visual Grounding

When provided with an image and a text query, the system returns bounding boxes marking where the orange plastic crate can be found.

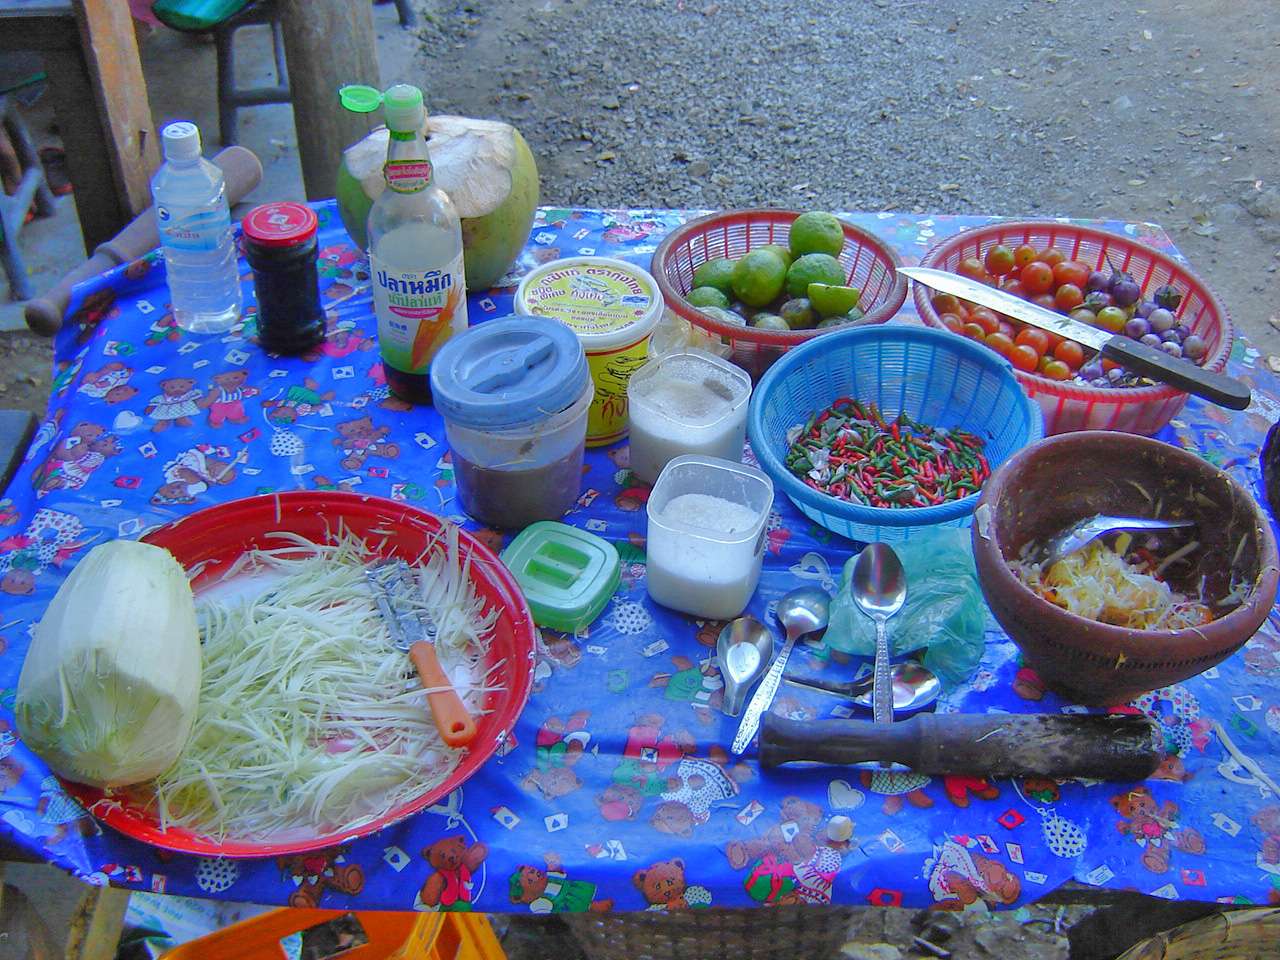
[160,908,505,960]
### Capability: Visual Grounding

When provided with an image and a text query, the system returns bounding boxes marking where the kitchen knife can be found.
[758,712,1163,780]
[900,266,1251,411]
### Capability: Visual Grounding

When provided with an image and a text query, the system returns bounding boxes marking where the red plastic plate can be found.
[62,492,536,857]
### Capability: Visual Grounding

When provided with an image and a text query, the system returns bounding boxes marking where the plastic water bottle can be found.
[150,121,243,334]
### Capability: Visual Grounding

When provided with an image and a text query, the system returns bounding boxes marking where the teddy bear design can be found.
[925,840,1021,912]
[1111,785,1206,873]
[331,414,400,470]
[649,655,724,725]
[198,369,260,428]
[419,836,487,911]
[277,847,365,908]
[648,747,752,836]
[725,797,849,905]
[521,710,591,801]
[508,852,613,913]
[145,378,204,432]
[633,857,711,910]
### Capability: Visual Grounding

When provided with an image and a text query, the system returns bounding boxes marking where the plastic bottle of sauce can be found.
[366,84,468,405]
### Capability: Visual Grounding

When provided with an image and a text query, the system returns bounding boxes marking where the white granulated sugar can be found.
[660,493,759,533]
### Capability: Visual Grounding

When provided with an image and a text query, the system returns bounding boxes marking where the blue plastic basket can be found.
[748,324,1045,543]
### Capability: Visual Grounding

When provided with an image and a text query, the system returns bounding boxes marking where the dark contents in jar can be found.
[454,446,584,529]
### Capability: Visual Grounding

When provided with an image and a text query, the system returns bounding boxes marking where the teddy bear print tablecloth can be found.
[2,204,1280,914]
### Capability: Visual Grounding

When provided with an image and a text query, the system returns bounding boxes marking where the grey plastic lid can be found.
[430,316,590,429]
[161,121,201,160]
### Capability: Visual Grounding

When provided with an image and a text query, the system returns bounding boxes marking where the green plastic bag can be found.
[824,527,986,687]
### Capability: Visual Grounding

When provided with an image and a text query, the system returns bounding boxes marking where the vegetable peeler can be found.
[365,561,478,748]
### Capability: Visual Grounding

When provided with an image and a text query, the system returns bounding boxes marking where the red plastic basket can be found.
[650,208,907,379]
[913,220,1233,436]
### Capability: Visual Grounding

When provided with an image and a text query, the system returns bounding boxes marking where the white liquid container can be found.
[645,455,774,620]
[627,348,752,486]
[149,121,243,334]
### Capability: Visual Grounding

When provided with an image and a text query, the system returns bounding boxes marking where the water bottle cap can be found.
[382,84,424,132]
[161,121,201,160]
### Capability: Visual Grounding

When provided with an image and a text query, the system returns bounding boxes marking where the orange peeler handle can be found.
[408,640,478,748]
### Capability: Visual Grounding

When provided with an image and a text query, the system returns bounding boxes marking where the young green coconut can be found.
[337,116,539,291]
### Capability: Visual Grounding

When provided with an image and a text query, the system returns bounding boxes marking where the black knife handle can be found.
[1102,335,1251,410]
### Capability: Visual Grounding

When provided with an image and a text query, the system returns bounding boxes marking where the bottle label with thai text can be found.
[384,159,433,194]
[370,250,468,375]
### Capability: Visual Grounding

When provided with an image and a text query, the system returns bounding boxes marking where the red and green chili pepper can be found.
[784,398,990,509]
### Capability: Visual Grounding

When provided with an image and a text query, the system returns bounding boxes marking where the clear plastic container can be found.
[430,316,591,530]
[626,348,752,486]
[645,455,774,620]
[149,121,243,334]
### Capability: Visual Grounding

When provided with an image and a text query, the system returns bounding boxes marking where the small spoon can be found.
[717,617,774,717]
[731,586,831,755]
[784,661,942,713]
[851,543,908,726]
[1043,514,1196,567]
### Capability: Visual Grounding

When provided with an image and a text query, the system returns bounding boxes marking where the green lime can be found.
[692,257,737,295]
[687,285,731,309]
[778,297,818,330]
[698,305,746,327]
[785,253,845,300]
[757,244,794,270]
[816,314,853,329]
[789,212,845,258]
[808,283,862,318]
[750,312,791,331]
[732,249,788,307]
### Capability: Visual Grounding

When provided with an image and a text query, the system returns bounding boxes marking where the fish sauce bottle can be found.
[367,84,469,405]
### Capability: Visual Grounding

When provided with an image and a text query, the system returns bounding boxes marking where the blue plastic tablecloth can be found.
[2,205,1279,915]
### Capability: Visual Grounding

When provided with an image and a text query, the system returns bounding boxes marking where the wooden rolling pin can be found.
[758,712,1163,780]
[23,145,264,336]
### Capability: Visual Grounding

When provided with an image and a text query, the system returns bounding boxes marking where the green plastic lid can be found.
[338,84,424,131]
[500,522,621,633]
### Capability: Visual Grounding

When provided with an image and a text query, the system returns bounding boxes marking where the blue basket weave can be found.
[748,324,1044,543]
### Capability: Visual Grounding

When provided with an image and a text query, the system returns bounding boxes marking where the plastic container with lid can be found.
[645,454,774,621]
[430,316,591,530]
[626,348,753,486]
[515,256,663,447]
[241,201,325,356]
[500,521,621,633]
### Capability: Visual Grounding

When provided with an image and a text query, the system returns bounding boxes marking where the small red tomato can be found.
[1013,243,1039,269]
[939,312,964,334]
[932,293,962,316]
[997,320,1016,338]
[1021,261,1055,295]
[958,257,988,282]
[1039,246,1067,267]
[1044,332,1066,353]
[1041,358,1072,380]
[968,306,1001,336]
[984,244,1016,277]
[1031,293,1058,312]
[1054,283,1084,312]
[1015,328,1050,356]
[1053,260,1090,288]
[1000,278,1028,299]
[1009,344,1040,372]
[962,322,988,341]
[1053,340,1085,369]
[984,332,1015,357]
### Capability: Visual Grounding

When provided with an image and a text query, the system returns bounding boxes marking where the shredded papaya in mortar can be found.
[1011,538,1212,631]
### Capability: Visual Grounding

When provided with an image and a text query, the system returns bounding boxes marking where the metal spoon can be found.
[1043,514,1196,567]
[717,617,774,717]
[784,661,942,713]
[851,543,908,726]
[731,586,831,755]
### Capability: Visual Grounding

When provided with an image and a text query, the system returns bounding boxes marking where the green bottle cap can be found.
[338,84,384,113]
[382,83,425,132]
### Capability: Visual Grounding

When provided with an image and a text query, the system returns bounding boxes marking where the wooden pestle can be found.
[23,145,264,336]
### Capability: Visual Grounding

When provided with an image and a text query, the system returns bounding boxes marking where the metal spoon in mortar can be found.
[851,543,908,726]
[1043,514,1196,567]
[717,617,774,717]
[731,586,831,755]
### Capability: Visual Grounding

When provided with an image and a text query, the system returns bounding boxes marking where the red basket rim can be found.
[651,208,909,345]
[912,219,1233,403]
